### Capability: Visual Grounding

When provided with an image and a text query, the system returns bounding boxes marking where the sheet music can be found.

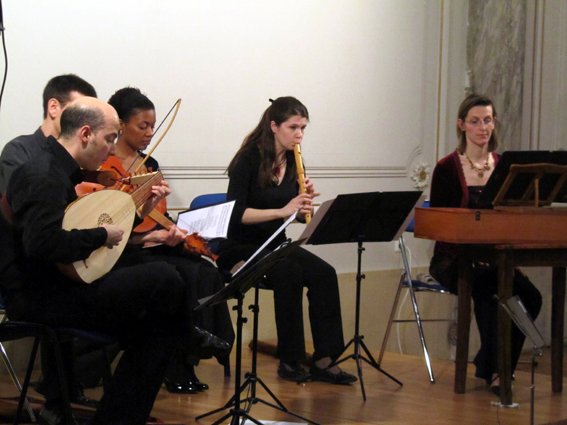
[232,211,297,277]
[176,200,235,239]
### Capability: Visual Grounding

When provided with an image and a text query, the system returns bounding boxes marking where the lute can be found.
[59,171,162,283]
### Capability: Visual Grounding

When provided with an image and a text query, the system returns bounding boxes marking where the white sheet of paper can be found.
[176,200,235,239]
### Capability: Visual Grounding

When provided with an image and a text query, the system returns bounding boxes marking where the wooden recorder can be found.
[293,144,311,224]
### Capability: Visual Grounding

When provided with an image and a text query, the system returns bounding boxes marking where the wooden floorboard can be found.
[2,347,566,424]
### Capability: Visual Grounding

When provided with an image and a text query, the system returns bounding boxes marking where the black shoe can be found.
[193,379,209,391]
[277,361,310,382]
[164,371,208,393]
[38,407,78,425]
[190,326,231,360]
[309,365,357,385]
[164,378,200,394]
[486,375,507,397]
[187,369,209,391]
[70,386,99,408]
[489,385,500,396]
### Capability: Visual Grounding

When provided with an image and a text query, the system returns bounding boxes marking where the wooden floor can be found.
[2,347,566,425]
[128,347,566,424]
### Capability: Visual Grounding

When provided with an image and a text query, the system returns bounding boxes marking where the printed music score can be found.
[176,200,235,240]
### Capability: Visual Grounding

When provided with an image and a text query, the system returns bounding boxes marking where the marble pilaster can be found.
[467,0,527,150]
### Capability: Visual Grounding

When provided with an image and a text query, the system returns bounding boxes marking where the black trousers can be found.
[471,266,542,382]
[134,245,235,382]
[8,261,191,425]
[218,243,345,363]
[430,254,543,382]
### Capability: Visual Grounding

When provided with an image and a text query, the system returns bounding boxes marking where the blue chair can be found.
[189,193,228,210]
[189,193,228,256]
[377,200,453,383]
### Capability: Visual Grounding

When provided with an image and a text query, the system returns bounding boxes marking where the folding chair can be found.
[377,201,454,383]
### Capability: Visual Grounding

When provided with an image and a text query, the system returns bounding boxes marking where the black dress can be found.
[218,147,345,362]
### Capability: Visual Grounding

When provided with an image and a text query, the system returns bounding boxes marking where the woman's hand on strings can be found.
[151,225,187,247]
[139,225,187,247]
[139,179,171,218]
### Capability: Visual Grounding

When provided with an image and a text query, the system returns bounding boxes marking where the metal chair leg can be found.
[0,312,37,423]
[15,336,41,425]
[377,270,405,366]
[398,236,435,383]
[0,341,36,422]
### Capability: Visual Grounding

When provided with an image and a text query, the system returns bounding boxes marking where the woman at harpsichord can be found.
[428,93,542,395]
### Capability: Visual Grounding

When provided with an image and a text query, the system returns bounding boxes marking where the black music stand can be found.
[300,191,423,401]
[195,239,316,425]
[497,295,545,422]
[477,150,567,208]
[239,268,319,425]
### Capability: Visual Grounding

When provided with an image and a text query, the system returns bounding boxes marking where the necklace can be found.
[273,157,287,177]
[464,153,491,178]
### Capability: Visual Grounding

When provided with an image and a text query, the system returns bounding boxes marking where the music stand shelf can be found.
[478,150,567,208]
[300,190,424,401]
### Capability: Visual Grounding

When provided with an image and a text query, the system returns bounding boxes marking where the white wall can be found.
[1,1,563,275]
[0,0,447,273]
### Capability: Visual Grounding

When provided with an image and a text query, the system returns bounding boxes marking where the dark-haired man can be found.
[0,73,97,193]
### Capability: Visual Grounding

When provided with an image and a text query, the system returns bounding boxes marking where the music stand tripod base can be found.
[300,191,423,400]
[195,240,319,425]
[329,240,403,402]
[239,279,319,425]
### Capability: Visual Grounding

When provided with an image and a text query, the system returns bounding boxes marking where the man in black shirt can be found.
[5,97,220,424]
[0,74,102,419]
[0,74,97,194]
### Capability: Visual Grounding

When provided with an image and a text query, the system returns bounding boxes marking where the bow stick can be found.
[122,98,182,174]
